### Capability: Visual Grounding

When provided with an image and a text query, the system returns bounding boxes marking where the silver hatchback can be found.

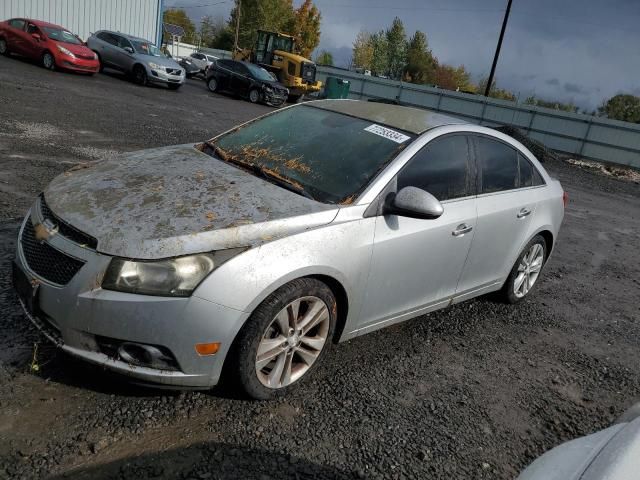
[12,100,565,399]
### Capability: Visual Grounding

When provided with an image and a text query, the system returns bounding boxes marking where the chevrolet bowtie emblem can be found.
[33,221,58,242]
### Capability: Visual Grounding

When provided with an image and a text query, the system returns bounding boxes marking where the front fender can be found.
[193,213,376,339]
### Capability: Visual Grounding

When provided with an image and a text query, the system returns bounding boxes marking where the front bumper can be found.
[13,204,249,388]
[56,54,100,73]
[148,66,186,85]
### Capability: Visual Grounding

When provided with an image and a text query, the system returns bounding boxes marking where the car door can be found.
[454,135,542,298]
[231,63,252,97]
[214,60,233,90]
[23,22,43,60]
[112,35,135,72]
[93,32,117,67]
[358,134,478,330]
[6,19,27,54]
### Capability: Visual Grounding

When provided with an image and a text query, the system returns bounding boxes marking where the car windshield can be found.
[131,40,164,57]
[43,27,82,45]
[245,63,276,82]
[206,105,414,203]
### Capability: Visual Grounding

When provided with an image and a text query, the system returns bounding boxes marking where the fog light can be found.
[117,342,178,370]
[195,342,220,356]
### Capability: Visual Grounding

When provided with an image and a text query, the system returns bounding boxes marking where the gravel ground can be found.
[0,54,639,480]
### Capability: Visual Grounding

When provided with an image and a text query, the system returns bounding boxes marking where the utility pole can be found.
[484,0,513,97]
[233,0,241,53]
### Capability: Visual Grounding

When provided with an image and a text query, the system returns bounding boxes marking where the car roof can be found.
[310,99,468,134]
[98,30,151,43]
[15,19,65,29]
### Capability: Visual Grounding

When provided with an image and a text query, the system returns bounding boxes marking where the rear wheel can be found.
[207,77,218,92]
[499,235,547,304]
[42,51,55,70]
[248,88,261,104]
[230,278,337,400]
[133,65,148,86]
[0,38,8,56]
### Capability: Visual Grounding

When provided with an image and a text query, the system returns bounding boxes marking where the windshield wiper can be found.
[204,141,315,201]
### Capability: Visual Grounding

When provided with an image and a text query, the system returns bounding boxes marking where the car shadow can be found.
[47,440,359,479]
[0,52,93,76]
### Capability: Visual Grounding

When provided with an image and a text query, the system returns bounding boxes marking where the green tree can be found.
[370,31,388,76]
[478,77,516,101]
[524,95,578,113]
[163,8,196,43]
[228,0,294,51]
[404,30,436,84]
[385,17,407,80]
[315,50,333,66]
[598,94,640,123]
[287,0,321,58]
[352,30,373,70]
[433,64,474,92]
[199,15,224,48]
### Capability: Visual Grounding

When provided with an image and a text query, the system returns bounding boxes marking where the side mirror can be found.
[124,46,134,54]
[31,33,41,41]
[385,186,444,219]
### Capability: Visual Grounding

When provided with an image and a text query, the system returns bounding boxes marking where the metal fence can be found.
[316,66,640,169]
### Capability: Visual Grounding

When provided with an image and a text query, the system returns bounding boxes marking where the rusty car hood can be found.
[44,144,339,259]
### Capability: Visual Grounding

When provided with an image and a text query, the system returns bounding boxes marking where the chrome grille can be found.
[20,220,85,285]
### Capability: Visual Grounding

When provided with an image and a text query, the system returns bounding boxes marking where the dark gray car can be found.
[87,30,185,89]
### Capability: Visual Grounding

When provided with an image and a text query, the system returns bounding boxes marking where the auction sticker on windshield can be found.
[364,124,411,143]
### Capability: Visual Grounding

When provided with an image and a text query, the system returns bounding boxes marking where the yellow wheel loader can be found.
[233,30,322,102]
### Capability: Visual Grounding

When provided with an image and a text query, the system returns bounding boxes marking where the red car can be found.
[0,18,99,74]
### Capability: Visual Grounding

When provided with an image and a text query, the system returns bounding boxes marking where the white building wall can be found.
[0,0,162,43]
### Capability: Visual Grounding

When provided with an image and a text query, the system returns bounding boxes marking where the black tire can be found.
[186,73,193,79]
[499,234,547,304]
[0,38,8,56]
[168,83,181,90]
[207,77,218,92]
[133,64,148,86]
[42,51,55,70]
[248,88,261,104]
[229,278,337,400]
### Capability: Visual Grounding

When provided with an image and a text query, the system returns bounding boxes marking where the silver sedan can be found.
[12,100,565,399]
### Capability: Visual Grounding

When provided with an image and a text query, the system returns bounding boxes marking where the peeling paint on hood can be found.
[45,144,339,259]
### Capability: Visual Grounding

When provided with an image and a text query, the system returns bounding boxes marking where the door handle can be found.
[452,224,473,237]
[517,208,532,218]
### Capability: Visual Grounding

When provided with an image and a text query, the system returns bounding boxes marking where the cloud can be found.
[564,82,586,94]
[545,78,560,86]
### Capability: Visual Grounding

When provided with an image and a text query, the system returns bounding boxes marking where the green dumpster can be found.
[324,76,351,99]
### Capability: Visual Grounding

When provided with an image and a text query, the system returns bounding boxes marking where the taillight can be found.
[562,191,569,208]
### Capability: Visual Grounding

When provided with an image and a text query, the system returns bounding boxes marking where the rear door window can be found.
[9,19,26,30]
[398,135,473,201]
[475,136,519,193]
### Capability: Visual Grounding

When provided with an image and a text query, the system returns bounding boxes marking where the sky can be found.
[163,0,640,110]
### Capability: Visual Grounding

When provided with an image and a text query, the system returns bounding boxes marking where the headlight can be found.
[264,85,273,92]
[102,249,245,297]
[148,62,163,70]
[93,52,99,60]
[57,45,76,58]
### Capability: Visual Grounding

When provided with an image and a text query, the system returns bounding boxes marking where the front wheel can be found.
[499,235,547,304]
[248,88,261,103]
[230,278,337,400]
[133,65,148,86]
[42,51,55,70]
[0,38,9,56]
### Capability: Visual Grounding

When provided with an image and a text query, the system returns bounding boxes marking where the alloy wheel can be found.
[255,296,330,389]
[0,39,7,55]
[513,243,544,298]
[43,52,54,70]
[249,89,260,103]
[207,78,217,92]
